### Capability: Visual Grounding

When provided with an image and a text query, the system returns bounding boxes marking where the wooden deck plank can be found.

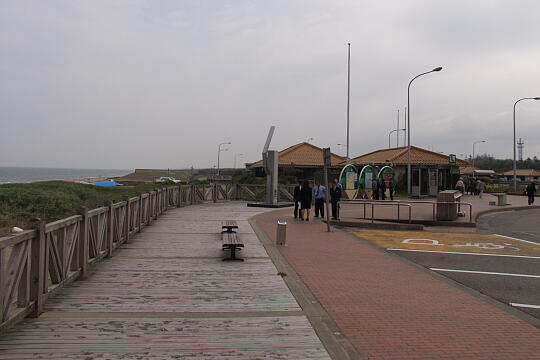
[0,202,330,359]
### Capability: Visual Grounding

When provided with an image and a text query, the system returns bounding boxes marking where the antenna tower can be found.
[517,138,524,161]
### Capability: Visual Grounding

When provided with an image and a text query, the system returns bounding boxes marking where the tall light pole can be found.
[233,153,243,169]
[407,67,443,195]
[396,109,400,147]
[346,43,351,160]
[388,128,406,148]
[472,140,486,169]
[513,97,540,190]
[403,107,407,146]
[217,142,231,176]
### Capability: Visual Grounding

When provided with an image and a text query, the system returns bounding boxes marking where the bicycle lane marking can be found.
[350,230,540,257]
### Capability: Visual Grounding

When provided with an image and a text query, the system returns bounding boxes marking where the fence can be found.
[1,182,289,332]
[343,199,473,224]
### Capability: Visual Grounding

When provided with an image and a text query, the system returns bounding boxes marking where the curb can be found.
[328,220,424,231]
[475,205,540,220]
[249,214,363,360]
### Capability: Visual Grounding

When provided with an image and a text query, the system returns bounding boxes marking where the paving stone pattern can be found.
[253,208,540,360]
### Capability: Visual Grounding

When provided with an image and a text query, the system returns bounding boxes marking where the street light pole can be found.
[513,97,540,190]
[234,153,243,169]
[407,67,443,195]
[337,143,347,157]
[217,142,231,176]
[472,140,486,169]
[346,43,351,161]
[396,109,400,147]
[388,128,406,148]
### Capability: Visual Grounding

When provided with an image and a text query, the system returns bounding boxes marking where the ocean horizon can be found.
[0,166,131,184]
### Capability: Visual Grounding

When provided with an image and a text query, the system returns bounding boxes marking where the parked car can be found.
[156,177,180,184]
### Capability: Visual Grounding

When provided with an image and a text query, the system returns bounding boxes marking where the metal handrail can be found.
[343,199,412,224]
[342,199,473,224]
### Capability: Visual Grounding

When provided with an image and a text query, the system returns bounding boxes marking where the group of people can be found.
[293,179,342,221]
[455,177,486,198]
[371,178,394,200]
[456,177,537,205]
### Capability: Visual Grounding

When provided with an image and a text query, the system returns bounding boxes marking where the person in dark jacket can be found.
[299,179,312,221]
[372,178,379,200]
[526,182,536,205]
[330,179,342,220]
[380,179,387,200]
[293,179,302,218]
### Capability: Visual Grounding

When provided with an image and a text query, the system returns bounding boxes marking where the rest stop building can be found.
[246,142,470,197]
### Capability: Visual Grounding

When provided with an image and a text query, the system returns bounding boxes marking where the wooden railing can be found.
[235,184,295,202]
[0,182,299,331]
[1,182,268,332]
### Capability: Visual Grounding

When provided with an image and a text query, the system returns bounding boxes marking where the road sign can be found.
[449,154,456,165]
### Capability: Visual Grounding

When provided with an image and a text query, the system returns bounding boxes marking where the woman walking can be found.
[299,179,312,221]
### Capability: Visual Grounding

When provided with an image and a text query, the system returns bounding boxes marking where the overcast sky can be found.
[1,0,539,169]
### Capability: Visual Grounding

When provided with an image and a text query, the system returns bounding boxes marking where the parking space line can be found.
[510,303,540,310]
[430,268,540,279]
[495,234,539,245]
[387,248,540,260]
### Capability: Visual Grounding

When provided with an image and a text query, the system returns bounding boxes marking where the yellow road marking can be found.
[351,230,540,256]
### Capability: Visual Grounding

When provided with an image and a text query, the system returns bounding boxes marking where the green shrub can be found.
[0,181,159,236]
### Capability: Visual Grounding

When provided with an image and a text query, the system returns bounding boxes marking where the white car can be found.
[157,177,180,183]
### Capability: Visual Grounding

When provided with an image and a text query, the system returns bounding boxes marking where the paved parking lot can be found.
[351,229,540,322]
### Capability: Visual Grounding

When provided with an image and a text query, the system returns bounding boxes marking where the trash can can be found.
[436,190,462,221]
[492,193,507,206]
[276,221,287,245]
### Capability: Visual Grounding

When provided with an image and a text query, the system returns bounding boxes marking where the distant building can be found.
[498,169,540,183]
[347,146,469,196]
[246,142,346,181]
[459,165,496,178]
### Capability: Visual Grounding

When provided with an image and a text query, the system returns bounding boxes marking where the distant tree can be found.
[473,153,540,172]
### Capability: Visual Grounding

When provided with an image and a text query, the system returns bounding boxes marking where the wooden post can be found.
[77,207,89,280]
[156,189,161,215]
[123,196,131,243]
[153,190,157,217]
[138,194,143,232]
[106,200,114,258]
[190,184,195,204]
[17,242,31,308]
[29,219,45,317]
[177,185,182,207]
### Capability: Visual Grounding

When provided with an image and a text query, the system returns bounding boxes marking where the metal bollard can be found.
[276,221,287,245]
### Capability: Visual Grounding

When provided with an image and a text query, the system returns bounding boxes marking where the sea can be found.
[0,167,131,184]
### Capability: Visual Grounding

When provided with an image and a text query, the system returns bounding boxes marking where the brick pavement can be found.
[252,209,540,359]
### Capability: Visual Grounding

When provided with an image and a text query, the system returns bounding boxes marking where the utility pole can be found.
[346,43,351,160]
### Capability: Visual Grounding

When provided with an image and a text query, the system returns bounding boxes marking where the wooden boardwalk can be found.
[0,202,330,359]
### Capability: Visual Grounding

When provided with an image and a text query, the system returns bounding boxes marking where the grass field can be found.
[0,181,160,237]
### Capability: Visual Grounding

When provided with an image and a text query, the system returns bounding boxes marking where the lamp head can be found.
[432,67,443,72]
[534,97,540,100]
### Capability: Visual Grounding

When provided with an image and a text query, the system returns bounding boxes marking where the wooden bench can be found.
[221,231,244,261]
[221,220,239,233]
